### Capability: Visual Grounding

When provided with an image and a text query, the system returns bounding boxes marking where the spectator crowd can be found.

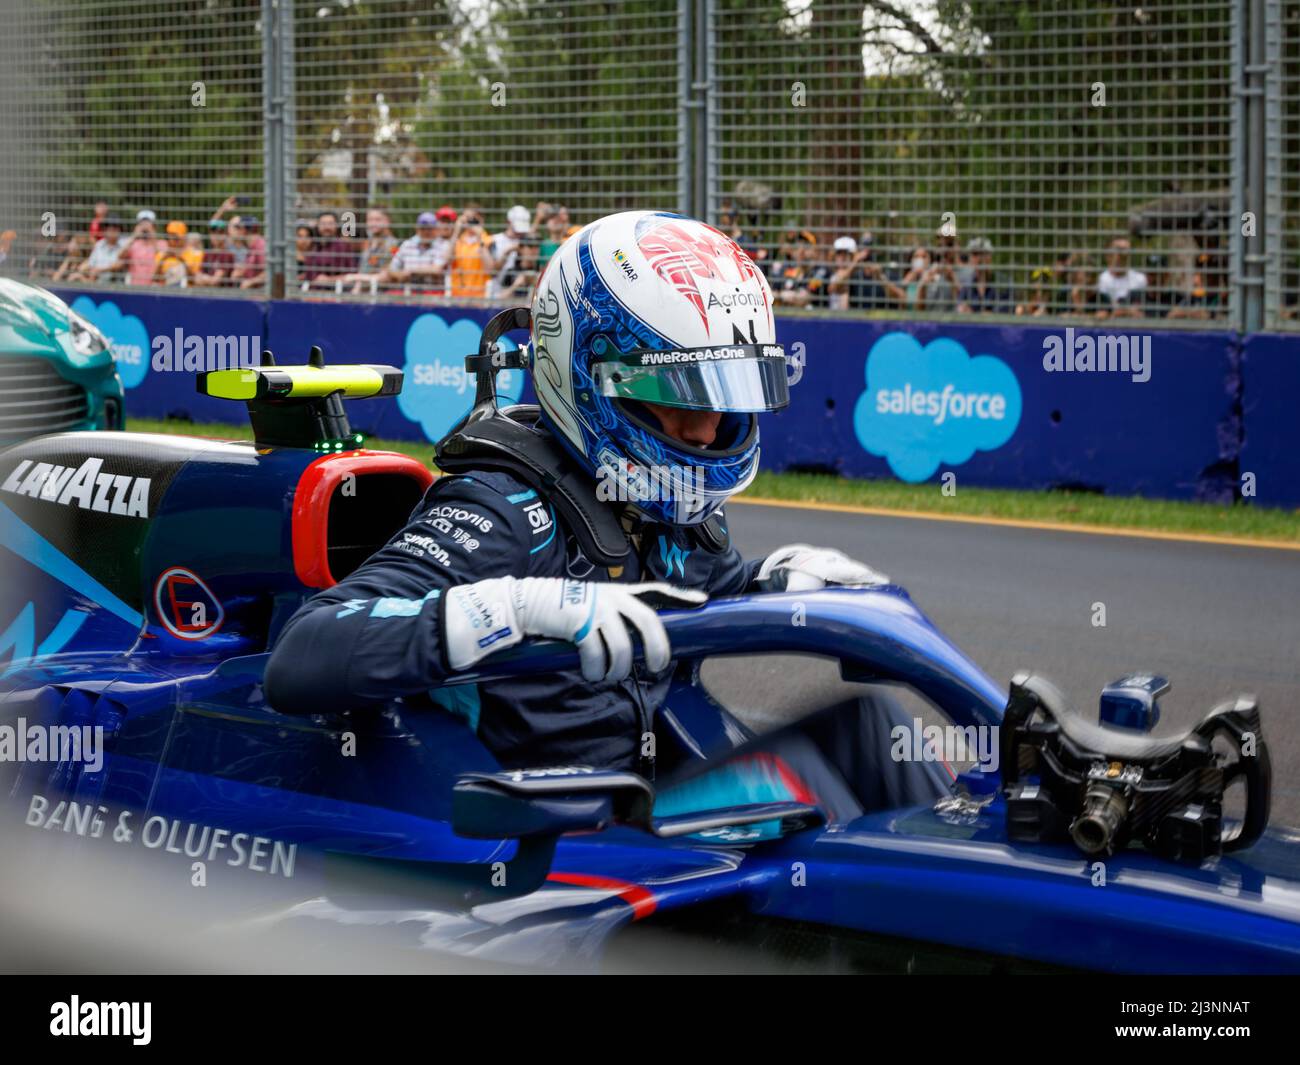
[716,203,1228,322]
[1,195,1227,320]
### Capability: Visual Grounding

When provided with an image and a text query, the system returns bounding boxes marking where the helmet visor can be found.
[592,343,789,413]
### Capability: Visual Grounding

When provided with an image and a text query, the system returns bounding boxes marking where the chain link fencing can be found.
[285,0,684,300]
[0,0,264,295]
[0,0,1291,329]
[1274,0,1300,327]
[710,0,1240,325]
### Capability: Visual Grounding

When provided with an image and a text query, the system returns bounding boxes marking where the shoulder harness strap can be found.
[435,406,632,566]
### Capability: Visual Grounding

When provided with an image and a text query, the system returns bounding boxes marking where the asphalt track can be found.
[704,500,1300,826]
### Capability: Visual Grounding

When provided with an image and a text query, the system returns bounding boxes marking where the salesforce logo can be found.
[398,313,524,441]
[69,297,150,389]
[853,332,1022,482]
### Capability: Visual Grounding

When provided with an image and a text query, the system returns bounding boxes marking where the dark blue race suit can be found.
[266,464,951,819]
[265,467,758,771]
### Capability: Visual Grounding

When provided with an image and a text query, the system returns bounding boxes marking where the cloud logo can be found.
[398,313,524,442]
[853,332,1021,482]
[69,297,150,389]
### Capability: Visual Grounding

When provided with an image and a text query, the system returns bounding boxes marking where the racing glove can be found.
[442,577,706,683]
[755,544,889,593]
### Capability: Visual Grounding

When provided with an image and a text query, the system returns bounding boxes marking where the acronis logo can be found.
[399,313,524,441]
[853,333,1022,482]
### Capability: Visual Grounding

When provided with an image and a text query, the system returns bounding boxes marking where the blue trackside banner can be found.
[1239,333,1300,510]
[54,289,1276,504]
[264,299,531,443]
[767,318,1239,501]
[58,289,269,427]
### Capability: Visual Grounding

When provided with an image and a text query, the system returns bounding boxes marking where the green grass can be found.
[128,417,1300,545]
[745,472,1300,543]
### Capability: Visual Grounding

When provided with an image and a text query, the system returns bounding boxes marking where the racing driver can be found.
[266,211,947,820]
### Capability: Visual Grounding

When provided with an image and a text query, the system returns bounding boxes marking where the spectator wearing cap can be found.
[1096,238,1147,319]
[183,234,205,275]
[303,211,355,287]
[210,194,261,247]
[156,220,194,286]
[74,219,125,283]
[487,205,533,298]
[241,214,267,262]
[121,210,165,285]
[194,220,235,287]
[211,194,245,226]
[209,196,262,285]
[382,210,453,291]
[957,237,1011,314]
[449,203,493,299]
[827,233,905,312]
[824,237,859,310]
[230,216,266,289]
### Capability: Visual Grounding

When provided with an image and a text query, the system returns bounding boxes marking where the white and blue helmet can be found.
[530,210,788,526]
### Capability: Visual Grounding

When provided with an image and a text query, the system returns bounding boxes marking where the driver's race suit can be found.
[267,467,754,771]
[266,465,949,818]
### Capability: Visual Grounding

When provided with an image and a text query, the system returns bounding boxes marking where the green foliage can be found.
[22,0,1237,272]
[34,0,263,224]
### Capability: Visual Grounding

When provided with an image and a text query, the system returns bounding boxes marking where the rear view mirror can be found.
[453,767,655,839]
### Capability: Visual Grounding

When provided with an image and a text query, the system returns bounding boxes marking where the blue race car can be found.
[1,351,1296,974]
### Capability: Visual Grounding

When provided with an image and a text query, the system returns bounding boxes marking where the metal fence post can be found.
[681,0,710,219]
[678,0,691,216]
[263,0,295,300]
[1261,0,1283,329]
[1239,0,1268,333]
[704,0,718,224]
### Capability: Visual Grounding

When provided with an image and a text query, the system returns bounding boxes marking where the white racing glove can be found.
[756,543,890,593]
[443,577,706,683]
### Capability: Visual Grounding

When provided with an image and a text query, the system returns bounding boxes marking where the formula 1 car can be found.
[1,344,1297,974]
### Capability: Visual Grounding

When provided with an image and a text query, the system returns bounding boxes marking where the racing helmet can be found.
[529,210,788,526]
